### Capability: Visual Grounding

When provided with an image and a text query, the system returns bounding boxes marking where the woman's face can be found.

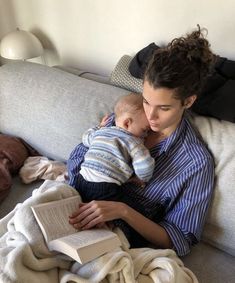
[142,80,195,136]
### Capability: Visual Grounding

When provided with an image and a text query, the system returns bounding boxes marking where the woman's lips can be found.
[150,123,159,127]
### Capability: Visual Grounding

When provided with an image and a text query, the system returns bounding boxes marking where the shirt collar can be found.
[158,114,187,156]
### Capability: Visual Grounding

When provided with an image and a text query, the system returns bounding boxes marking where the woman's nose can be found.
[148,108,158,120]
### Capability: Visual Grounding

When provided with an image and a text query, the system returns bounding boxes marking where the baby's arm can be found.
[82,115,110,147]
[82,127,98,147]
[131,144,155,183]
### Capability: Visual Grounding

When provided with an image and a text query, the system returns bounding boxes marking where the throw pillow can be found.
[110,55,143,93]
[0,134,39,203]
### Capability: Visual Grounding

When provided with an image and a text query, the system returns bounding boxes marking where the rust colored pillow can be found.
[0,134,39,203]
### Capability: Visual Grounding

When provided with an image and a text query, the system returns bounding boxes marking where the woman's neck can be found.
[144,131,167,149]
[145,117,183,149]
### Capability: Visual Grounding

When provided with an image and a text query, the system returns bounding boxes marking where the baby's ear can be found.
[123,117,132,129]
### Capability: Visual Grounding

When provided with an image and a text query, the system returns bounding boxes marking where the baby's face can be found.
[129,110,150,138]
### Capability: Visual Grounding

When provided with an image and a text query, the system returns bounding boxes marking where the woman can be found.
[67,26,215,256]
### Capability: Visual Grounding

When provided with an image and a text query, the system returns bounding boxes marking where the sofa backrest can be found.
[0,62,129,161]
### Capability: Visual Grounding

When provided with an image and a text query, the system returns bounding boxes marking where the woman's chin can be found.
[150,125,160,132]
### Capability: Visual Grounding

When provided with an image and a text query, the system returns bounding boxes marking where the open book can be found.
[31,195,121,264]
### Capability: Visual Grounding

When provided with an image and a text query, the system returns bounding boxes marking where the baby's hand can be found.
[127,176,146,188]
[100,114,110,127]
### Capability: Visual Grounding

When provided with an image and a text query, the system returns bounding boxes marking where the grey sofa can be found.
[0,62,235,283]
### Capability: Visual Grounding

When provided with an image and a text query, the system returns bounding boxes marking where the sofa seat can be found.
[182,242,235,283]
[0,177,43,219]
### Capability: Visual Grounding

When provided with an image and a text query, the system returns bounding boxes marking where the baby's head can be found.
[114,93,150,137]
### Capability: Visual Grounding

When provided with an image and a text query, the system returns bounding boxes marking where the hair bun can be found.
[168,25,215,71]
[186,48,202,61]
[144,25,216,99]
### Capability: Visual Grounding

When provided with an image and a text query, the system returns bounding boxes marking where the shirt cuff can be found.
[159,220,191,256]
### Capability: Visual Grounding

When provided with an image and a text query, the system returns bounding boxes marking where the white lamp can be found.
[0,28,43,60]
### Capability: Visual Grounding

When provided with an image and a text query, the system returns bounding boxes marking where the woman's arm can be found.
[69,200,173,249]
[67,143,88,188]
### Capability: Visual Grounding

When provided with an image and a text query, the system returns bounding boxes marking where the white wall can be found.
[0,0,235,75]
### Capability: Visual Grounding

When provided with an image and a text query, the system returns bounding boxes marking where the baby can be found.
[75,93,155,203]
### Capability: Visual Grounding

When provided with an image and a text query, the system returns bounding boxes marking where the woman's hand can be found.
[69,200,126,230]
[69,199,172,249]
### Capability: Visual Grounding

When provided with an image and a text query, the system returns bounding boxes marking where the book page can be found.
[31,196,81,242]
[55,228,118,249]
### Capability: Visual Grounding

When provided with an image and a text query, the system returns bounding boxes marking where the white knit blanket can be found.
[0,180,198,283]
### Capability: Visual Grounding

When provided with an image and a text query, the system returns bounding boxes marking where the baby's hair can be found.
[114,93,144,118]
[144,25,216,101]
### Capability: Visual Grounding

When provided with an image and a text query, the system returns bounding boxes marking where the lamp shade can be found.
[0,29,43,60]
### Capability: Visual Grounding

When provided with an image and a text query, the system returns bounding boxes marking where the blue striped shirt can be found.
[67,113,215,256]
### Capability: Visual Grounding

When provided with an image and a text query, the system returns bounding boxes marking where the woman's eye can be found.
[160,107,170,111]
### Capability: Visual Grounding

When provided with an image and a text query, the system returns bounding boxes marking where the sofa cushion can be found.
[191,113,235,256]
[0,62,129,162]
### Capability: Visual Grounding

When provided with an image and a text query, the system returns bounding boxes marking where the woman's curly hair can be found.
[144,25,216,101]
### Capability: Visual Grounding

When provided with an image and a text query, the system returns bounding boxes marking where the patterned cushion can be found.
[110,55,143,93]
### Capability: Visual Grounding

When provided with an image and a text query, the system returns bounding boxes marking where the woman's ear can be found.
[184,95,197,109]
